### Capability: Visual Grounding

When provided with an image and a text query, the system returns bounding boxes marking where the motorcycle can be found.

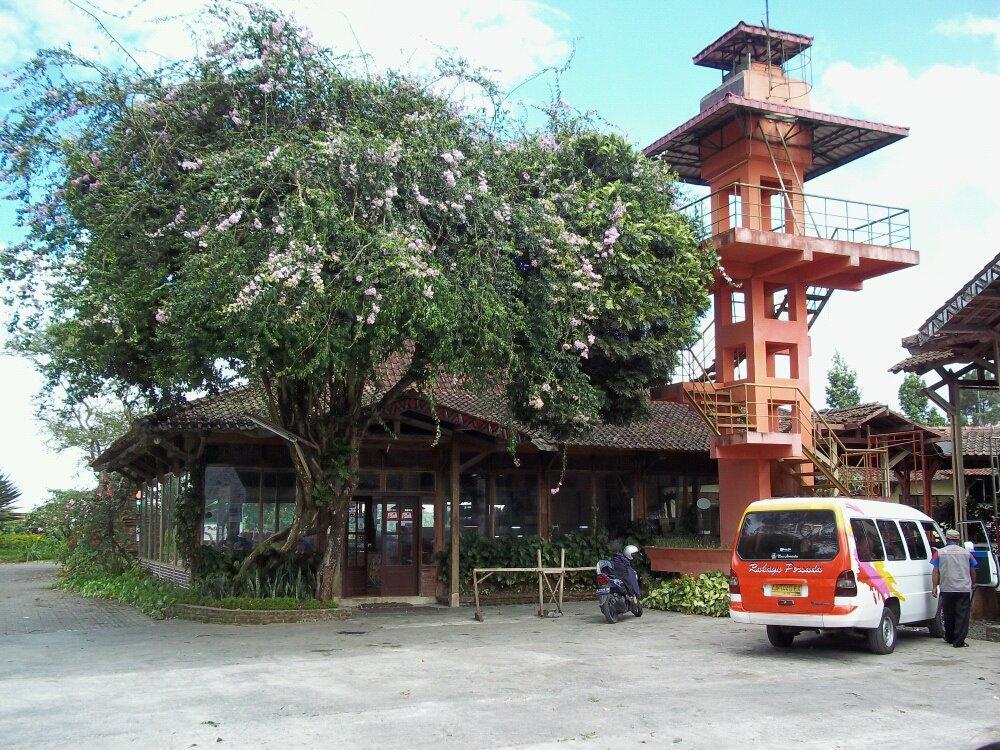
[595,558,643,624]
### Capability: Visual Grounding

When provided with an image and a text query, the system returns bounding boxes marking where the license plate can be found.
[596,587,610,595]
[770,584,802,597]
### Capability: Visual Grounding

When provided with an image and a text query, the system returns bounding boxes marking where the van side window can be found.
[875,519,907,561]
[899,520,929,560]
[920,521,945,551]
[850,518,885,562]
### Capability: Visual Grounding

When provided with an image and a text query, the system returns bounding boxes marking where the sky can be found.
[1,0,998,510]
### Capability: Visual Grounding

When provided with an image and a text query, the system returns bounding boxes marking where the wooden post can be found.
[949,380,967,526]
[559,547,566,613]
[449,438,461,607]
[537,548,544,617]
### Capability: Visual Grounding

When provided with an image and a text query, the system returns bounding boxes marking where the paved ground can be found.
[1,563,998,750]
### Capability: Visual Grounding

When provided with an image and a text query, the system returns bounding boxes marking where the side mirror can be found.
[964,541,975,551]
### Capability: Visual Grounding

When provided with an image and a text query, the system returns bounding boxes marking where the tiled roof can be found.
[889,349,958,373]
[963,425,1000,457]
[119,381,712,456]
[819,402,887,424]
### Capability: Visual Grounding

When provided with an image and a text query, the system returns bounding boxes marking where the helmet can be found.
[623,544,640,560]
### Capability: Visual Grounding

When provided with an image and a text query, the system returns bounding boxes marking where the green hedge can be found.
[438,530,655,595]
[0,533,66,562]
[181,596,337,611]
[642,572,730,617]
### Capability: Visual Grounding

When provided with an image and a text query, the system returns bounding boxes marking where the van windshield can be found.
[736,510,840,561]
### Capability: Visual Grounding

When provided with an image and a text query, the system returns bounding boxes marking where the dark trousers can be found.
[940,591,972,645]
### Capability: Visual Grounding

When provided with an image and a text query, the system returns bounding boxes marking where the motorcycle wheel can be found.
[629,599,643,618]
[600,600,617,624]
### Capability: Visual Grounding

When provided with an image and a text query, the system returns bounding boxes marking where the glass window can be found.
[851,518,885,562]
[899,520,928,560]
[357,472,379,491]
[644,475,682,535]
[595,473,634,538]
[494,474,538,537]
[459,473,488,536]
[549,472,592,537]
[421,502,435,565]
[921,521,945,551]
[203,466,259,549]
[876,519,907,561]
[736,510,840,561]
[385,472,435,492]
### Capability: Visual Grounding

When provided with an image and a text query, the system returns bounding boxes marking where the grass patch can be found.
[0,533,66,562]
[179,596,337,611]
[648,534,723,549]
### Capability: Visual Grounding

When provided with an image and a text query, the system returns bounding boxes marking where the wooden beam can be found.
[459,449,497,473]
[449,438,461,607]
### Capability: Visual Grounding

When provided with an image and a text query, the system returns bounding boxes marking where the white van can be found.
[729,497,953,654]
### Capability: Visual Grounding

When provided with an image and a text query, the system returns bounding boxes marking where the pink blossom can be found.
[155,308,169,324]
[259,79,275,94]
[442,170,457,188]
[271,19,286,36]
[179,159,203,171]
[274,225,285,235]
[355,275,363,283]
[253,217,263,229]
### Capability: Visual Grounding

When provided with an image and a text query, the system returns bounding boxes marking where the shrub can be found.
[57,556,183,618]
[642,571,730,618]
[0,533,66,562]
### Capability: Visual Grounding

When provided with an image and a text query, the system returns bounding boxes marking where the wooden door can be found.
[380,498,419,596]
[344,497,374,597]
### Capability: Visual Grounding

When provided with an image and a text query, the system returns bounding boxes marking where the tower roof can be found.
[694,21,812,71]
[643,93,908,184]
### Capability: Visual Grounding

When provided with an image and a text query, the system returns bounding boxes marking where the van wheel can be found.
[927,603,945,638]
[866,607,898,654]
[766,625,795,648]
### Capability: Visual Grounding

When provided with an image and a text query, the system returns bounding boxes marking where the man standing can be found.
[931,528,979,648]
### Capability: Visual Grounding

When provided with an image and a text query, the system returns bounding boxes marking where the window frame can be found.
[875,519,907,562]
[850,518,886,563]
[898,520,929,560]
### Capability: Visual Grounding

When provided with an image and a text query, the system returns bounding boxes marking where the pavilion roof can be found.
[892,250,1000,373]
[643,93,908,185]
[693,22,812,71]
[94,381,712,474]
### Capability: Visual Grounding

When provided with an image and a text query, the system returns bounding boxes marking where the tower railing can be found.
[675,374,890,497]
[678,182,911,250]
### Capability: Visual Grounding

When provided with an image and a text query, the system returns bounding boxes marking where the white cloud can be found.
[0,0,571,510]
[806,49,999,411]
[935,14,1000,52]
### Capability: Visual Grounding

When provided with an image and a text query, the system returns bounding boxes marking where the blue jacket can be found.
[612,552,641,597]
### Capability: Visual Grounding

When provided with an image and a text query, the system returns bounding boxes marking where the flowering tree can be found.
[1,7,713,599]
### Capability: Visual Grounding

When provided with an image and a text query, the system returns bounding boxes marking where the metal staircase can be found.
[673,335,889,498]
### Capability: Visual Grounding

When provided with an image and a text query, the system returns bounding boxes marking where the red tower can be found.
[647,23,918,544]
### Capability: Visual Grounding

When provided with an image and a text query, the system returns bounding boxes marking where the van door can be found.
[959,521,1000,588]
[870,519,921,624]
[898,519,934,621]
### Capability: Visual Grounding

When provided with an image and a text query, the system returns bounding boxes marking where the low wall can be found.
[646,547,731,576]
[139,558,191,588]
[168,603,352,624]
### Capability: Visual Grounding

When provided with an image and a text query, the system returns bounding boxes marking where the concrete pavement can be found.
[1,562,998,749]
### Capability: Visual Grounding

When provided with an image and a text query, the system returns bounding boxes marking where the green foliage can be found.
[180,595,336,611]
[641,571,730,617]
[898,373,946,426]
[650,534,722,549]
[0,471,22,521]
[191,544,318,600]
[961,384,1000,426]
[437,531,653,595]
[0,533,66,562]
[825,351,861,410]
[57,551,182,618]
[174,470,204,567]
[0,7,712,559]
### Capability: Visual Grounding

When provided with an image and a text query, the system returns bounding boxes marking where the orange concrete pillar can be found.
[718,457,773,547]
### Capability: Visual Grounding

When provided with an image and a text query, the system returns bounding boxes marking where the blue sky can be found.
[1,0,998,509]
